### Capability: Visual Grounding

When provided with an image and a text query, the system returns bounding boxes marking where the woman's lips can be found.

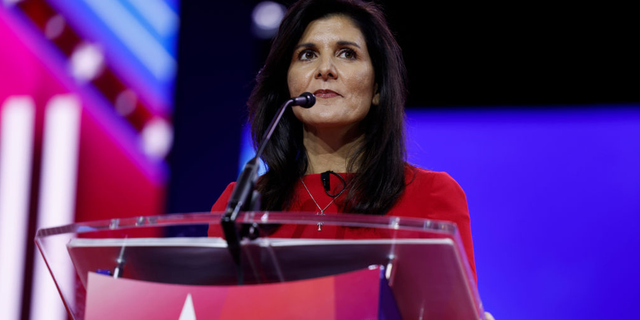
[313,89,340,98]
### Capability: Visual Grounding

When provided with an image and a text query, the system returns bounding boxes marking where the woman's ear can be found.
[372,83,380,106]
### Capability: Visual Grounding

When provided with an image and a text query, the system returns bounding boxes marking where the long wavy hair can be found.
[248,0,408,215]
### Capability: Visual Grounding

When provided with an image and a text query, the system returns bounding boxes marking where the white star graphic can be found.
[178,293,197,320]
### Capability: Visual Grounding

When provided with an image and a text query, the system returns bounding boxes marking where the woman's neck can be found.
[302,125,364,174]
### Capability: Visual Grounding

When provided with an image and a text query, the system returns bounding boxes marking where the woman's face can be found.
[287,15,378,131]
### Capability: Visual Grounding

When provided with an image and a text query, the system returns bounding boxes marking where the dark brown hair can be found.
[248,0,408,214]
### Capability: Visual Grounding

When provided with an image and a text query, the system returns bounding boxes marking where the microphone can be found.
[291,92,316,108]
[221,92,315,283]
[225,92,316,215]
[320,170,347,198]
[321,171,331,192]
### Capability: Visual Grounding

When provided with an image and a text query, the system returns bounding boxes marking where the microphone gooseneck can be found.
[221,92,315,285]
[255,92,315,157]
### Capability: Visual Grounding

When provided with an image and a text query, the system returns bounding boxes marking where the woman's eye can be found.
[298,50,316,61]
[338,49,356,60]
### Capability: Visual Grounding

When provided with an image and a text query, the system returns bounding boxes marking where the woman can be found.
[211,2,486,315]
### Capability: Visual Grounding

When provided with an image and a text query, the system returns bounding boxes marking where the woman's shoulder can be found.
[393,164,468,219]
[404,164,463,191]
[401,164,467,211]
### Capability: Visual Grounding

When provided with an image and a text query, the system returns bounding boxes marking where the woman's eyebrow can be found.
[294,41,361,51]
[294,42,315,50]
[336,41,360,48]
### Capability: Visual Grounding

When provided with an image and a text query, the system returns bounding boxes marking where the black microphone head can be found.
[298,92,315,108]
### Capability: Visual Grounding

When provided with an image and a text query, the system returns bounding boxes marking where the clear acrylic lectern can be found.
[35,212,484,319]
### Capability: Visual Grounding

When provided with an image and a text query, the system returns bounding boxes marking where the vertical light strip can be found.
[0,96,35,320]
[30,95,81,320]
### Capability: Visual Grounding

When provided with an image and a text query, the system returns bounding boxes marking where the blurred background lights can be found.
[141,117,173,159]
[70,43,104,82]
[128,0,179,37]
[82,0,177,82]
[251,1,285,39]
[2,0,24,6]
[115,89,137,117]
[44,15,65,40]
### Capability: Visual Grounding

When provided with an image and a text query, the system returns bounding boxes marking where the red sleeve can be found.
[208,183,235,238]
[392,169,476,283]
[428,172,476,283]
[210,182,235,212]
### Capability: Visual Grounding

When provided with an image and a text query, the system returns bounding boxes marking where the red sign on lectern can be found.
[85,267,391,320]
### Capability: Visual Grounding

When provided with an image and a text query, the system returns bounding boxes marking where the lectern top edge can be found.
[35,211,460,238]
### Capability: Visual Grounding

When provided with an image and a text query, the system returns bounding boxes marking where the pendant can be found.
[317,211,325,231]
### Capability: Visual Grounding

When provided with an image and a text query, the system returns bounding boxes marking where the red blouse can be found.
[210,165,476,281]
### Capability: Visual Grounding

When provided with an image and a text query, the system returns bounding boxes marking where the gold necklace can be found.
[300,177,335,231]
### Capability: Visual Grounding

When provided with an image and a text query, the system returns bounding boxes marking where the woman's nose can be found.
[315,56,337,80]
